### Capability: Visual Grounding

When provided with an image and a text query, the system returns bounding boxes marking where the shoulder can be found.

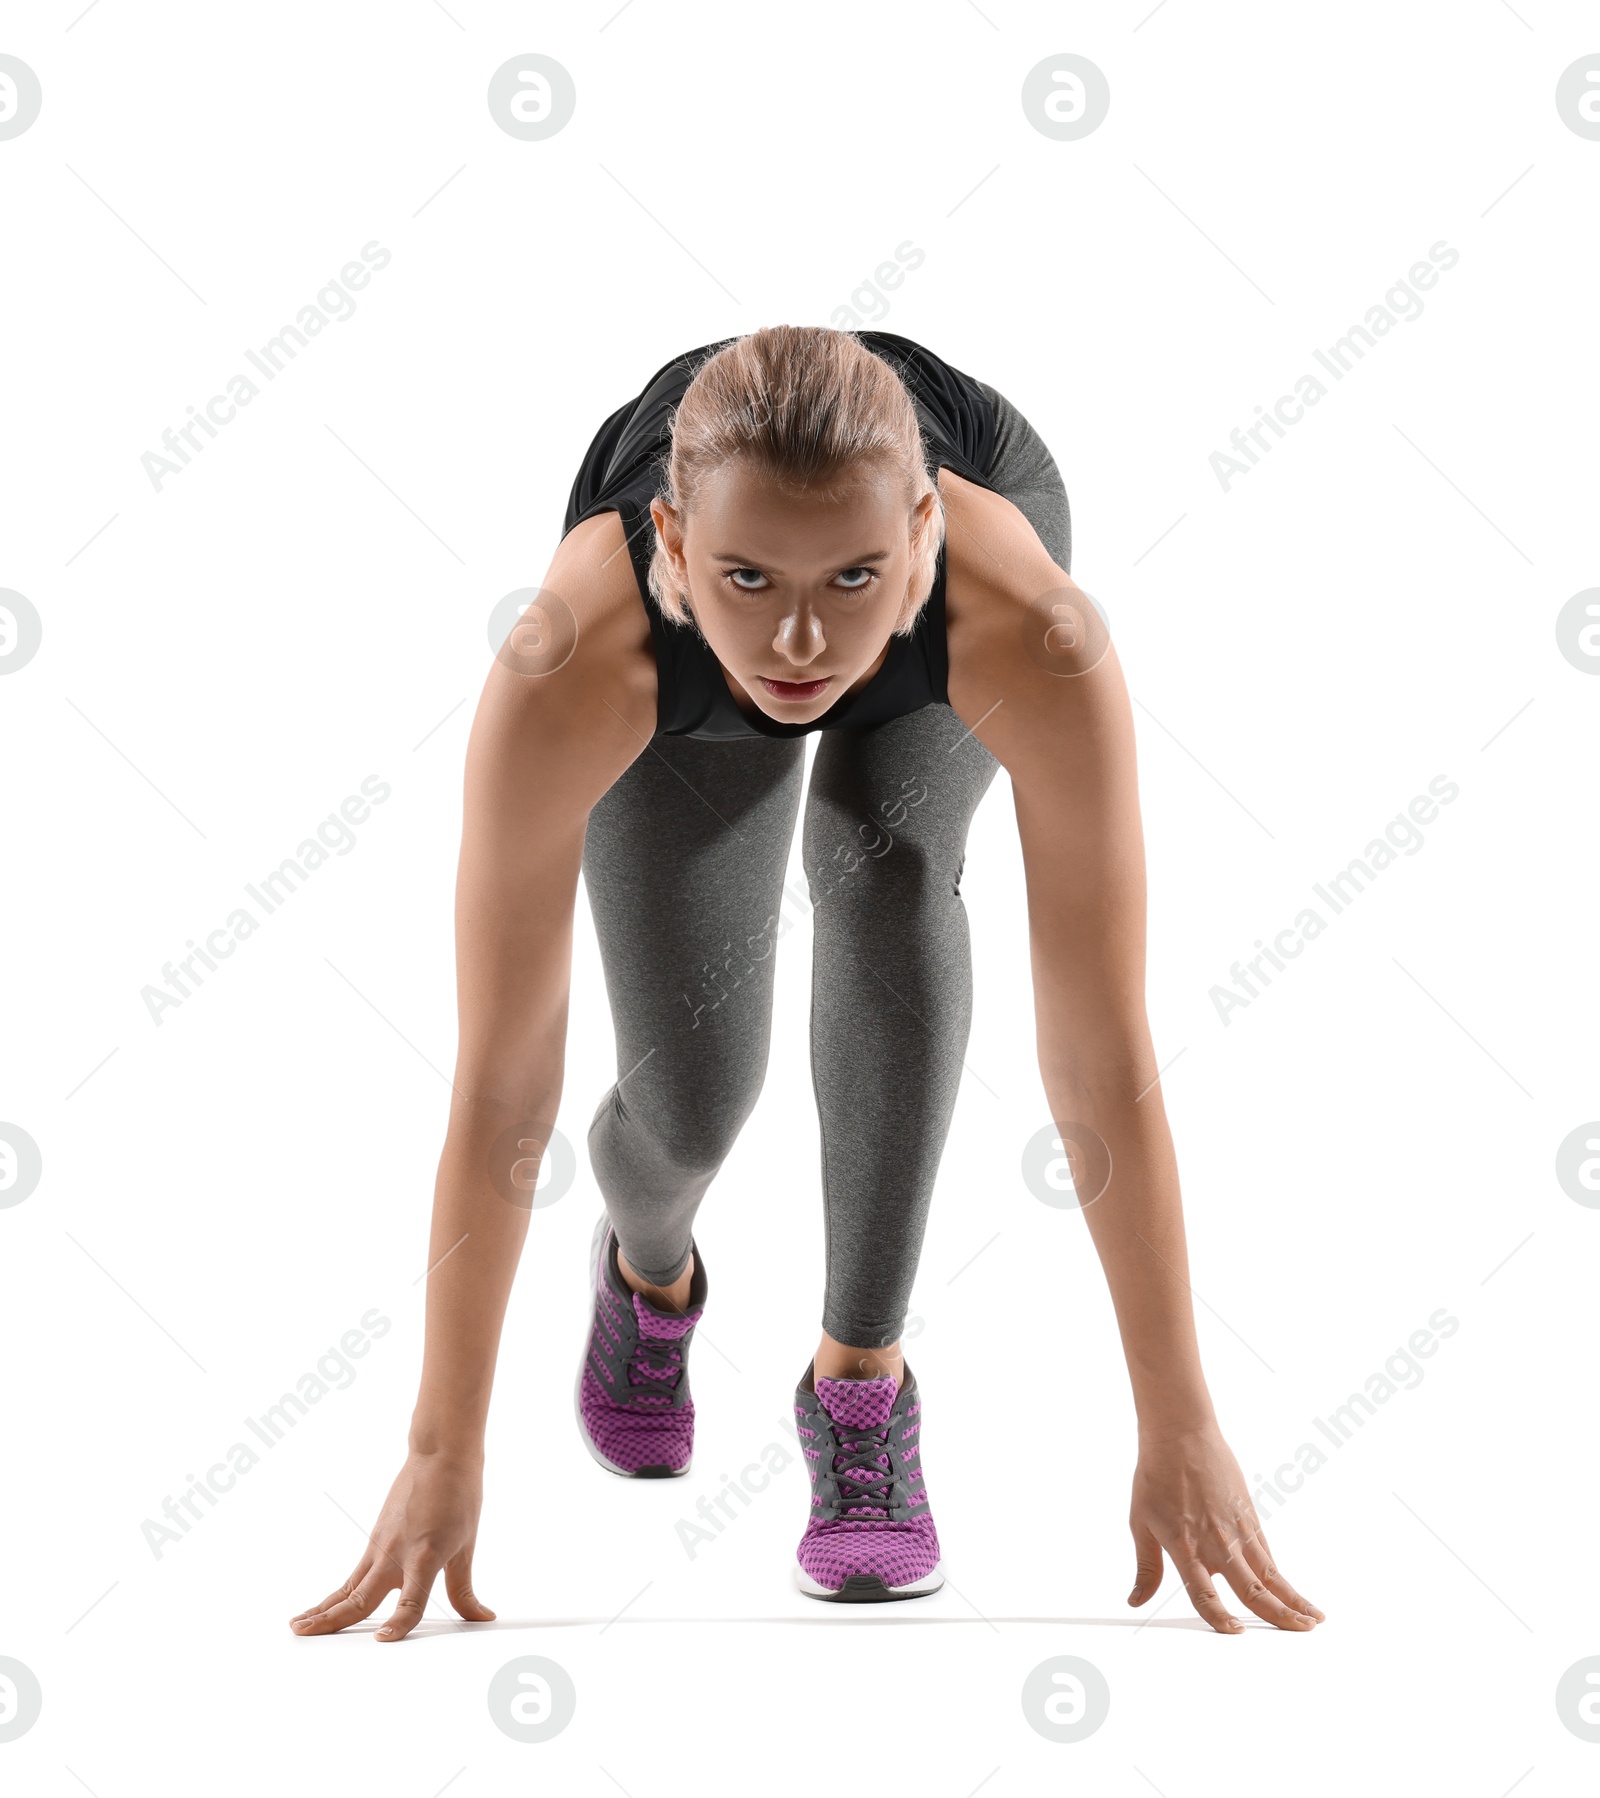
[939,469,1123,790]
[467,509,659,815]
[941,468,1097,681]
[537,509,657,712]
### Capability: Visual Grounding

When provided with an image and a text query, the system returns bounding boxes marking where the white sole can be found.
[574,1212,692,1479]
[793,1561,945,1602]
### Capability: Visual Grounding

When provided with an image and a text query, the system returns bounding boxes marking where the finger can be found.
[1235,1521,1325,1622]
[1218,1545,1316,1631]
[444,1548,496,1622]
[292,1586,357,1624]
[375,1562,441,1643]
[1177,1557,1244,1634]
[1127,1522,1165,1607]
[292,1561,377,1624]
[290,1563,398,1636]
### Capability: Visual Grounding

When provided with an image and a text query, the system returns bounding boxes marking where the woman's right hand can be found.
[289,1449,497,1643]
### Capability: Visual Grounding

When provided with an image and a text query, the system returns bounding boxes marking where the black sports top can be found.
[561,331,1000,740]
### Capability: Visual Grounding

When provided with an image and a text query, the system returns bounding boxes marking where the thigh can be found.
[802,703,998,919]
[803,702,1000,1122]
[583,732,805,1141]
[802,703,999,1345]
[974,378,1072,574]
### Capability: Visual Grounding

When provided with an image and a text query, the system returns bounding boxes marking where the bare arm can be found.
[991,633,1210,1433]
[945,476,1322,1634]
[292,510,655,1641]
[413,534,652,1455]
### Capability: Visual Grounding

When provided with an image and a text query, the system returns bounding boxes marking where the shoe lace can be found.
[625,1327,691,1403]
[827,1422,897,1517]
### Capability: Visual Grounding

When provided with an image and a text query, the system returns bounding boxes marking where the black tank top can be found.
[562,331,999,740]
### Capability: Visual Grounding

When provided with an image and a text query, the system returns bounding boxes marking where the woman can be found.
[290,326,1324,1633]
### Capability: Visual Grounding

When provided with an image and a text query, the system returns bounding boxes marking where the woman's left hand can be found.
[1127,1422,1325,1634]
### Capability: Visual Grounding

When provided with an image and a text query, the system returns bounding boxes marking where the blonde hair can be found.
[645,325,944,635]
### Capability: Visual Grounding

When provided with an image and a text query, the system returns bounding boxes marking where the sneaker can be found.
[574,1212,707,1478]
[791,1363,943,1601]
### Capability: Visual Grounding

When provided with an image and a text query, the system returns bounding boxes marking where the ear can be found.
[651,496,688,578]
[907,486,940,548]
[650,496,694,616]
[894,487,942,631]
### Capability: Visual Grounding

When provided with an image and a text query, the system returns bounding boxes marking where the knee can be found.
[649,1108,744,1184]
[590,1074,756,1188]
[818,835,961,927]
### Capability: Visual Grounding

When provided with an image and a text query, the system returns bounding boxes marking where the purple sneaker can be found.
[575,1213,707,1479]
[792,1364,943,1602]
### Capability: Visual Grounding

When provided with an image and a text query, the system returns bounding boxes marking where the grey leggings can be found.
[582,382,1069,1349]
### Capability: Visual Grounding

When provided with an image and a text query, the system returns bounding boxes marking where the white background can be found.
[2,1,1596,1791]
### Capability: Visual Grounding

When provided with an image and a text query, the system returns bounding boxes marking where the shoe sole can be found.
[574,1212,692,1480]
[793,1562,945,1603]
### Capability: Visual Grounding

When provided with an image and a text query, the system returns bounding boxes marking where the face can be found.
[653,458,938,724]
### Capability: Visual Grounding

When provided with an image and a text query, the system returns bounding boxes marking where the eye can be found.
[726,568,768,592]
[833,567,877,593]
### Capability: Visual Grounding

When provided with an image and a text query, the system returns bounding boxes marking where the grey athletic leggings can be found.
[582,382,1069,1349]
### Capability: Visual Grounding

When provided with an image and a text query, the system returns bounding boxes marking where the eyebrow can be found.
[708,548,894,566]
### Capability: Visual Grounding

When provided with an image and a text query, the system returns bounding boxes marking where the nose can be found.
[772,604,827,668]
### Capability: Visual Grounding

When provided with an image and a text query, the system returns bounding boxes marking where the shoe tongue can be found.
[815,1374,897,1430]
[632,1292,699,1340]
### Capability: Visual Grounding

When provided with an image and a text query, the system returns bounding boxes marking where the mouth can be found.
[758,676,833,704]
